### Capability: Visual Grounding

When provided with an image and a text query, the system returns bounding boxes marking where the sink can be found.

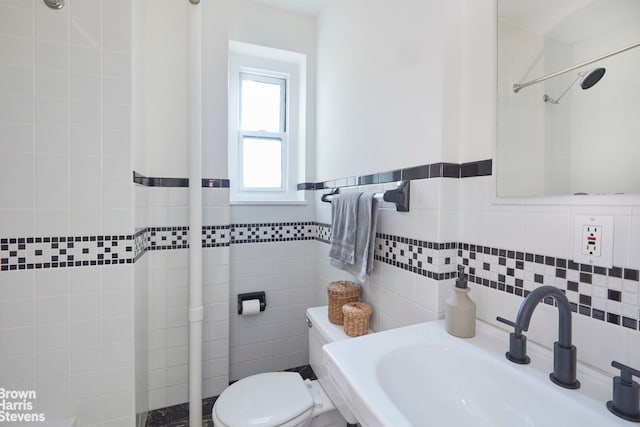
[323,320,627,427]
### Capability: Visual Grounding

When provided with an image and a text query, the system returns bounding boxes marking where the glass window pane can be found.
[242,137,282,188]
[240,78,283,132]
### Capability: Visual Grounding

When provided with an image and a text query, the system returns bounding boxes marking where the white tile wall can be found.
[226,202,315,382]
[0,1,136,426]
[0,264,136,425]
[228,237,315,381]
[456,174,640,375]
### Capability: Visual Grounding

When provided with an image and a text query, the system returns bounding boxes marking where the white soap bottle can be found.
[445,265,476,338]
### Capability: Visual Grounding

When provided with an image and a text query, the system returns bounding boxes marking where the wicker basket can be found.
[342,302,372,337]
[327,281,360,325]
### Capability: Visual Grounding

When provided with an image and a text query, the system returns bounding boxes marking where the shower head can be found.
[543,67,607,104]
[581,67,606,89]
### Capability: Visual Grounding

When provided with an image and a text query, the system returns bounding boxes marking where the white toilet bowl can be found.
[212,306,368,427]
[211,372,334,427]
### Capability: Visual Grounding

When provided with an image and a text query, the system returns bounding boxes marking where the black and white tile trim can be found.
[375,233,458,280]
[134,228,148,262]
[314,231,640,331]
[458,243,640,331]
[316,223,331,244]
[316,225,458,279]
[231,222,316,244]
[0,235,134,271]
[0,223,320,271]
[147,227,189,251]
[203,225,231,248]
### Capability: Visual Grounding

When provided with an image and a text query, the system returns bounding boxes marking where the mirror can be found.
[496,0,640,198]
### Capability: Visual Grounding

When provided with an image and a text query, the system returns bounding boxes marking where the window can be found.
[239,73,286,190]
[228,42,306,203]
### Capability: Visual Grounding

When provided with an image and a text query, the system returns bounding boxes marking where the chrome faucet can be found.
[497,285,580,389]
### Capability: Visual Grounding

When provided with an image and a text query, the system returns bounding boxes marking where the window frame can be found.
[237,72,287,193]
[228,42,306,204]
[239,72,287,133]
[238,133,287,192]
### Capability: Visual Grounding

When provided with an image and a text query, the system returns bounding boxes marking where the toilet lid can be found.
[214,372,314,427]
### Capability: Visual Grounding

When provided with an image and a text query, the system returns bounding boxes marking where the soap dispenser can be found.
[445,265,476,338]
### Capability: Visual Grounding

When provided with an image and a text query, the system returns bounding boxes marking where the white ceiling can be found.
[249,0,326,16]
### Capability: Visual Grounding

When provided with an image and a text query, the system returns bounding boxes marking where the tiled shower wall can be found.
[0,1,136,426]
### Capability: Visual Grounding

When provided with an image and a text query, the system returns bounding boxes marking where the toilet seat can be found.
[213,372,315,427]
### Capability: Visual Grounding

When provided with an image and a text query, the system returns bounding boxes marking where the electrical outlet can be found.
[574,215,613,267]
[582,225,602,256]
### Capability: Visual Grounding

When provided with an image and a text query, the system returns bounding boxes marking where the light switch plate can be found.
[573,215,614,267]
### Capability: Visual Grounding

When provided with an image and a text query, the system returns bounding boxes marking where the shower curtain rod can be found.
[513,41,640,93]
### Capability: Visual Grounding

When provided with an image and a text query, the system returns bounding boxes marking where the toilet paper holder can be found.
[237,291,267,315]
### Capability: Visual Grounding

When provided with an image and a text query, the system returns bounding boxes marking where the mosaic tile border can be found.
[0,235,134,271]
[314,231,640,331]
[231,222,316,244]
[458,243,640,331]
[0,223,316,271]
[134,228,148,262]
[316,223,331,244]
[203,225,231,248]
[317,224,458,279]
[374,233,458,280]
[147,227,189,251]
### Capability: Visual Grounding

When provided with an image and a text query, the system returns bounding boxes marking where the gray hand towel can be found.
[329,192,362,264]
[330,193,378,282]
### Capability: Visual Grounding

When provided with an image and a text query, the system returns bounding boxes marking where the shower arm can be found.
[543,73,582,104]
[513,41,640,94]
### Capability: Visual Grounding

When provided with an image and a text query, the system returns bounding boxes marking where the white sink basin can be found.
[323,320,627,427]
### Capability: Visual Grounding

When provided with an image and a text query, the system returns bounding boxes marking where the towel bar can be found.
[321,180,410,212]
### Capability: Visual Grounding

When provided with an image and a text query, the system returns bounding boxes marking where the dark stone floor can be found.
[145,365,316,426]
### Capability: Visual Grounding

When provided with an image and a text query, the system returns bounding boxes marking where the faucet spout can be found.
[515,285,573,349]
[503,285,580,389]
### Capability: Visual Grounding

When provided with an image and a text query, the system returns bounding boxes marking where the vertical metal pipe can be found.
[187,1,203,426]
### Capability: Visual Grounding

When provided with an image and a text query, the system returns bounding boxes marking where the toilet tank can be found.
[306,306,372,424]
[306,306,352,377]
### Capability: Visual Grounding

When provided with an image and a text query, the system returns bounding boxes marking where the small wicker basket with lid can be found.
[327,280,360,325]
[342,302,372,337]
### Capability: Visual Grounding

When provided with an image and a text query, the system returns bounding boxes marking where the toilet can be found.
[212,306,367,427]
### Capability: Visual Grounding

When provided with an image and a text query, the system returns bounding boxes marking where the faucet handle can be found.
[612,361,640,383]
[496,316,516,328]
[607,360,640,422]
[496,316,530,365]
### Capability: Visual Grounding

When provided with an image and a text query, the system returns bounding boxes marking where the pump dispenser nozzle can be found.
[455,265,468,289]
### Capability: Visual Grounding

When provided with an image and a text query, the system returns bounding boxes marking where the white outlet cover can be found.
[573,215,614,268]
